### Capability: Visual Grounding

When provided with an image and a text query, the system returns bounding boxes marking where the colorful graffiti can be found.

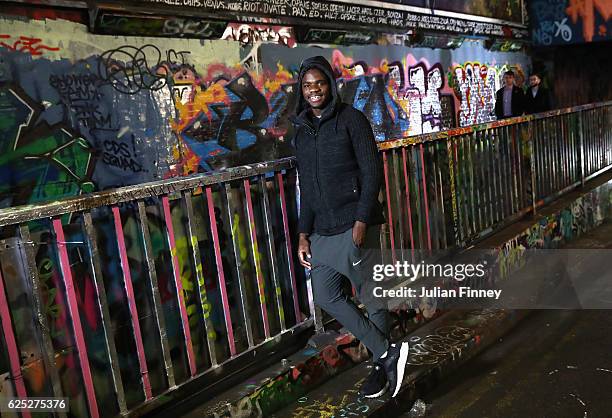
[566,0,612,42]
[167,62,296,173]
[448,63,525,127]
[0,85,95,207]
[530,0,612,45]
[0,16,528,209]
[496,181,612,279]
[0,12,535,418]
[449,62,499,127]
[208,307,418,418]
[331,51,454,138]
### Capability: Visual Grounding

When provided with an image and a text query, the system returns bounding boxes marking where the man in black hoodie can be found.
[291,56,409,399]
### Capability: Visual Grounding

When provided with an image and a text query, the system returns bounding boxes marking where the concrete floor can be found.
[409,222,612,418]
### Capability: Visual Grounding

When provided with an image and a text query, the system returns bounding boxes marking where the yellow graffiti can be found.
[233,212,250,263]
[172,82,229,132]
[293,395,351,418]
[263,63,293,95]
[497,239,526,279]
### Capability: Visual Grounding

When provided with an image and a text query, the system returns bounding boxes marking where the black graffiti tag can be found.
[49,73,111,130]
[98,45,190,94]
[102,137,145,173]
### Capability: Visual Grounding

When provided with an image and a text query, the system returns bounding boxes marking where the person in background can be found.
[495,70,525,119]
[291,56,410,399]
[525,72,553,114]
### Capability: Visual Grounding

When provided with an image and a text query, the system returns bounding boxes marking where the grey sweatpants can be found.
[309,225,390,361]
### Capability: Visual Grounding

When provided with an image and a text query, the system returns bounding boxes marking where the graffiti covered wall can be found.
[261,41,529,133]
[0,15,529,209]
[0,17,302,208]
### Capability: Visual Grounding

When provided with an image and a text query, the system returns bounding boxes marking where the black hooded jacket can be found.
[290,56,385,236]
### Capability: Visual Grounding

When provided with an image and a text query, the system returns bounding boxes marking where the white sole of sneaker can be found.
[391,342,410,397]
[363,381,389,398]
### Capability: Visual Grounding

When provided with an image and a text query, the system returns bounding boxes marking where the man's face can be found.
[529,75,540,87]
[302,69,331,110]
[504,74,515,87]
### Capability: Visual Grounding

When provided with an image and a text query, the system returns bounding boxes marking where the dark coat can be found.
[290,56,384,235]
[525,86,553,114]
[495,86,525,119]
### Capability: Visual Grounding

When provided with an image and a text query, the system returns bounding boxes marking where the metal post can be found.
[52,218,100,418]
[401,147,415,262]
[111,206,153,399]
[382,151,397,264]
[206,186,236,357]
[243,179,271,339]
[136,201,177,386]
[276,171,302,324]
[579,111,585,187]
[18,225,67,418]
[446,139,460,247]
[182,192,219,367]
[258,176,287,332]
[0,264,31,418]
[224,183,255,349]
[83,212,128,412]
[529,120,538,216]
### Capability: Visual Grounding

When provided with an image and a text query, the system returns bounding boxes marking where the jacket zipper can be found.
[314,128,322,199]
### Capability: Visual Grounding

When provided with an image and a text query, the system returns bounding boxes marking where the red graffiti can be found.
[321,345,343,368]
[566,0,612,42]
[0,35,60,55]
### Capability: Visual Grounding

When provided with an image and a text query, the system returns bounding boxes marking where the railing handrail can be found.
[1,100,610,227]
[378,100,612,150]
[0,158,295,227]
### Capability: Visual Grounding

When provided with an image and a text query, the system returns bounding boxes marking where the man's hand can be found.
[352,221,367,248]
[298,233,312,269]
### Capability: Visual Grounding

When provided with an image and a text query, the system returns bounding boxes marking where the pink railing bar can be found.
[420,143,432,251]
[0,267,31,418]
[243,179,271,339]
[111,207,152,399]
[454,140,464,241]
[161,196,197,377]
[206,187,236,356]
[401,148,416,262]
[52,218,100,418]
[277,172,302,323]
[383,151,396,264]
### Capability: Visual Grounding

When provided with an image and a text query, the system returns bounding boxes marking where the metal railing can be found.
[0,159,311,417]
[0,101,610,417]
[378,101,612,260]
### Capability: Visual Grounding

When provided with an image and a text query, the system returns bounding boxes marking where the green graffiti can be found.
[37,257,64,339]
[0,86,95,207]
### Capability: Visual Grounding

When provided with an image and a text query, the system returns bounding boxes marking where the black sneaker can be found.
[358,362,389,398]
[381,342,410,397]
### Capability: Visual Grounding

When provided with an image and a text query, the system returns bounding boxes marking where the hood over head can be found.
[294,55,340,122]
